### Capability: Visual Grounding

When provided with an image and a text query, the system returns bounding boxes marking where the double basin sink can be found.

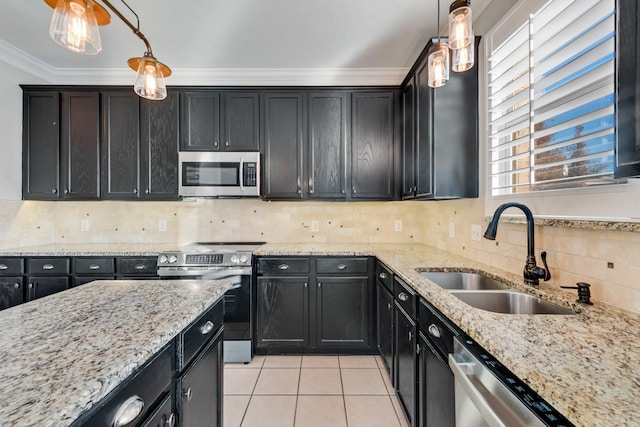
[420,271,574,315]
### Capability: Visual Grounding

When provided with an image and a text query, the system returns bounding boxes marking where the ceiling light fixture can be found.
[428,0,449,88]
[44,0,171,101]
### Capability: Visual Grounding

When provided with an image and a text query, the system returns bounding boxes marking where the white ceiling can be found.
[0,0,488,86]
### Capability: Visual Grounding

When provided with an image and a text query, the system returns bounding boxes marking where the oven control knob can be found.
[240,255,248,263]
[168,255,178,264]
[230,255,240,264]
[159,255,168,264]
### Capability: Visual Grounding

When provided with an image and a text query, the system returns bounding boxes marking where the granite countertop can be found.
[0,279,232,427]
[255,243,640,427]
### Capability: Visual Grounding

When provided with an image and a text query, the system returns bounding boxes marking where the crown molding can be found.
[0,40,409,86]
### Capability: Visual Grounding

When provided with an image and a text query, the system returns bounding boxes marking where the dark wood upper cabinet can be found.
[402,79,416,198]
[223,92,260,151]
[415,59,434,198]
[61,92,100,199]
[101,91,141,199]
[308,92,348,199]
[351,91,395,200]
[262,93,305,199]
[615,0,640,177]
[180,91,221,151]
[141,92,180,199]
[22,91,60,200]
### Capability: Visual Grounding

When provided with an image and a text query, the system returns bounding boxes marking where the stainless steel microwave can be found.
[178,152,260,197]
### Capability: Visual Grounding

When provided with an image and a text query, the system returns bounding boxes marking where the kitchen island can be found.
[0,278,232,426]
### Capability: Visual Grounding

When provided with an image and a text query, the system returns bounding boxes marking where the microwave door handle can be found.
[239,157,245,192]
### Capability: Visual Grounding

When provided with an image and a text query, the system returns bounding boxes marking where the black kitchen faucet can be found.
[483,202,551,286]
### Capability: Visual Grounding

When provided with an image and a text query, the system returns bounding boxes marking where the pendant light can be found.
[46,0,111,55]
[428,0,449,88]
[448,0,473,50]
[451,38,474,72]
[44,0,172,101]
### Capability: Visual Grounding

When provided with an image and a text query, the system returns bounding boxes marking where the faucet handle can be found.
[540,251,551,281]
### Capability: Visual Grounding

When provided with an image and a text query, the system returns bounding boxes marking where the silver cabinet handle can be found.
[64,189,69,194]
[0,264,7,270]
[145,189,149,194]
[352,186,357,194]
[135,264,146,270]
[428,324,441,338]
[398,292,409,302]
[278,264,289,270]
[133,189,138,194]
[387,302,391,310]
[13,283,19,289]
[112,395,144,427]
[318,282,322,288]
[337,264,347,270]
[166,413,175,427]
[42,264,54,270]
[28,283,33,288]
[304,282,308,288]
[408,331,413,342]
[225,141,230,147]
[89,264,100,270]
[184,387,193,401]
[309,178,314,194]
[52,188,57,194]
[200,321,214,335]
[379,272,387,279]
[214,141,219,147]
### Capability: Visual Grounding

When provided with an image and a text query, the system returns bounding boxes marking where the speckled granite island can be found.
[0,278,232,426]
[255,243,640,427]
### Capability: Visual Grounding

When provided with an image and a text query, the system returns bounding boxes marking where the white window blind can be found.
[488,0,616,196]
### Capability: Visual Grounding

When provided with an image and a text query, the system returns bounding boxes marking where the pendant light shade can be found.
[451,39,474,72]
[46,0,110,55]
[428,41,450,88]
[129,54,171,101]
[448,0,473,50]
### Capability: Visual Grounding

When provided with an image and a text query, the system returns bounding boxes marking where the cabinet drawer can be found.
[418,298,459,358]
[394,277,417,319]
[118,257,158,275]
[375,260,393,291]
[0,258,24,276]
[73,276,116,287]
[316,257,368,274]
[28,258,70,275]
[74,343,173,427]
[180,300,224,370]
[257,257,310,275]
[74,258,115,275]
[140,393,174,427]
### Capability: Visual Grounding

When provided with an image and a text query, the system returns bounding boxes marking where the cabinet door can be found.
[415,59,433,199]
[351,92,395,199]
[60,92,100,199]
[140,92,180,199]
[401,80,416,199]
[315,276,369,349]
[395,305,417,426]
[181,91,221,151]
[0,277,23,310]
[101,91,141,199]
[223,92,259,151]
[255,276,309,349]
[262,93,305,199]
[23,91,60,200]
[377,281,394,376]
[308,92,348,199]
[180,334,222,427]
[418,334,455,427]
[27,276,69,301]
[616,0,640,177]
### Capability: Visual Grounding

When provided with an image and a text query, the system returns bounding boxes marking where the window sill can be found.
[487,215,640,233]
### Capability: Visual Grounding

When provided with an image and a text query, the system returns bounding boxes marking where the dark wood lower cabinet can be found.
[395,304,417,427]
[418,333,455,427]
[377,280,394,376]
[0,277,23,309]
[26,276,69,301]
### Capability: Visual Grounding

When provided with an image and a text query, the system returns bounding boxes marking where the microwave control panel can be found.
[243,162,257,187]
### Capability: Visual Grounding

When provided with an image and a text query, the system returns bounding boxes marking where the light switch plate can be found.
[80,219,89,232]
[158,220,167,232]
[395,220,403,232]
[311,220,319,232]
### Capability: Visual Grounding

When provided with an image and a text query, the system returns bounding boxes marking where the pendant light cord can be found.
[437,0,440,43]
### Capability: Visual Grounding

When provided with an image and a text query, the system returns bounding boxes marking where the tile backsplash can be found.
[0,198,638,313]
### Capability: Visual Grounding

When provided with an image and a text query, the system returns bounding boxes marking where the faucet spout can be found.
[483,202,551,286]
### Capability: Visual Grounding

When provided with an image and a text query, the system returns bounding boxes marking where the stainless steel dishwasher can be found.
[449,336,574,427]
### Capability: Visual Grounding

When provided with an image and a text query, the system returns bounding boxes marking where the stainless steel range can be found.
[157,242,264,363]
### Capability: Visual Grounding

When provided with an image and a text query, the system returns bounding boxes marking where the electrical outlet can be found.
[311,220,319,232]
[449,222,455,239]
[158,220,167,232]
[80,219,89,232]
[471,224,482,241]
[394,220,403,232]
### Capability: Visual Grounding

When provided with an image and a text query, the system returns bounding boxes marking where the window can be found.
[489,0,617,196]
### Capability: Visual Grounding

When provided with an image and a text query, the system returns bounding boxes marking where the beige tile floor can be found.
[224,355,410,427]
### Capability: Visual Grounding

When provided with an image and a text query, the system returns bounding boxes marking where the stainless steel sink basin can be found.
[449,291,575,315]
[420,271,510,291]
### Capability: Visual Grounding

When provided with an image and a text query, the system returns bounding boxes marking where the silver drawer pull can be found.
[0,264,7,270]
[398,292,409,302]
[135,264,146,270]
[379,272,387,279]
[112,395,144,427]
[166,413,176,427]
[200,320,215,335]
[89,264,100,270]
[278,264,289,270]
[337,264,347,270]
[184,387,193,401]
[428,324,441,338]
[42,264,55,270]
